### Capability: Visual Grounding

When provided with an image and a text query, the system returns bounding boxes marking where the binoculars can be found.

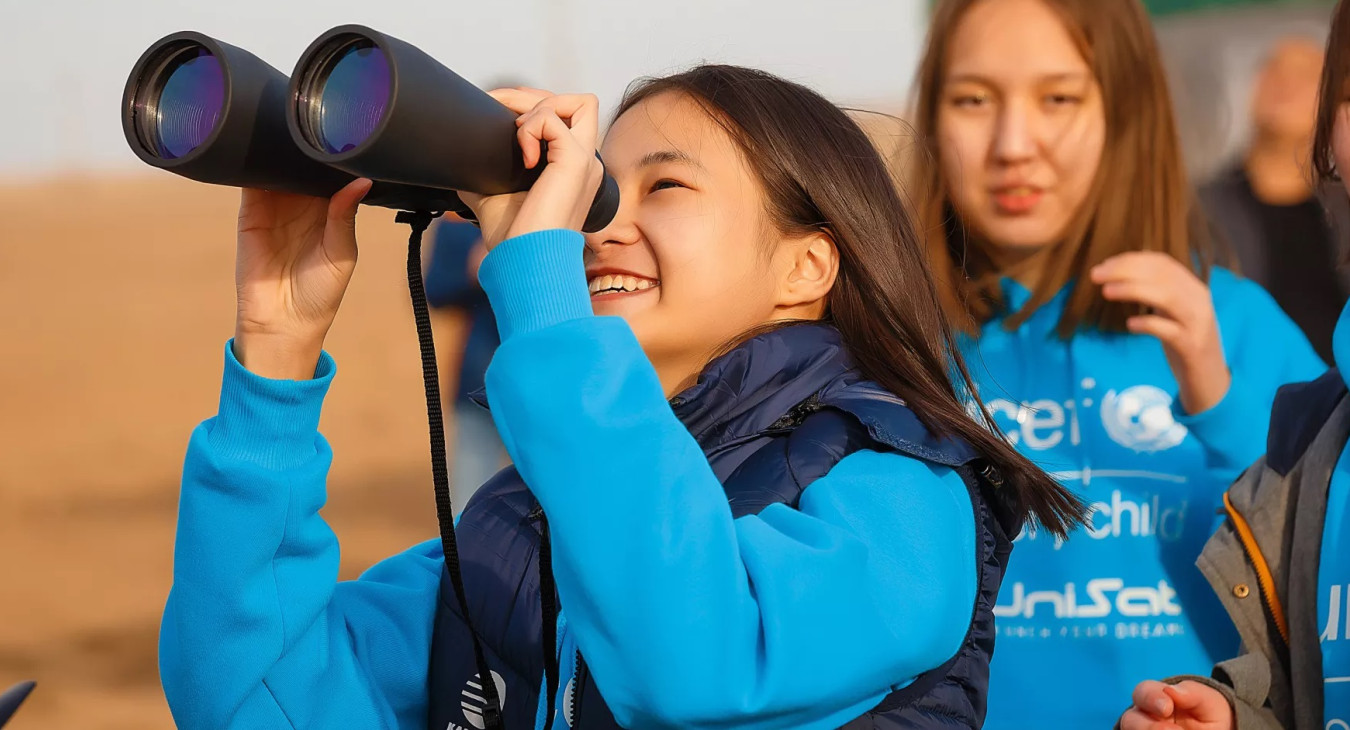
[120,25,620,232]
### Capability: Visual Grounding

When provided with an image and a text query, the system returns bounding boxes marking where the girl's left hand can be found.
[458,88,604,250]
[1091,252,1230,415]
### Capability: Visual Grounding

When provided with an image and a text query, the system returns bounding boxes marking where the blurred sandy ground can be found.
[0,174,456,728]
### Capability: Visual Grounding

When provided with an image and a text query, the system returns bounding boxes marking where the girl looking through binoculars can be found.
[159,66,1083,729]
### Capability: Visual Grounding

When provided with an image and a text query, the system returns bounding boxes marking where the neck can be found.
[653,351,710,399]
[986,245,1050,290]
[1245,133,1316,205]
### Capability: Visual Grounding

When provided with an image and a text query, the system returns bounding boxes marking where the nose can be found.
[583,191,642,255]
[991,100,1036,166]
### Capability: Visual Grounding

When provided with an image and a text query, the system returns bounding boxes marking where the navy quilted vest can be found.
[427,323,1020,729]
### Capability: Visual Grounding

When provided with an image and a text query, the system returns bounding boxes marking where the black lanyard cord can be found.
[397,210,503,730]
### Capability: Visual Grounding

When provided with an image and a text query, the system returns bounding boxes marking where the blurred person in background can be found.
[1123,4,1350,728]
[911,0,1326,726]
[425,211,507,511]
[156,66,1083,730]
[1201,32,1350,362]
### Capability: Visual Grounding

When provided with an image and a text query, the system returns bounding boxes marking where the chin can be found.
[966,211,1065,253]
[978,227,1058,253]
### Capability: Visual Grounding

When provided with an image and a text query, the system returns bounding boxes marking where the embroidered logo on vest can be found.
[563,676,576,727]
[457,671,506,730]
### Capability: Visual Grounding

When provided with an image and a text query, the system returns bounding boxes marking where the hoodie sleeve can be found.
[479,229,978,730]
[159,343,444,730]
[1174,269,1327,485]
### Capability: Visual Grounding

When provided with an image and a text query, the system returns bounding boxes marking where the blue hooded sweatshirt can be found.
[1317,302,1350,727]
[158,229,982,730]
[970,270,1326,729]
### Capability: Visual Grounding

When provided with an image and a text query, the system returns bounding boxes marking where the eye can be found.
[1045,93,1083,107]
[951,94,989,109]
[649,179,686,193]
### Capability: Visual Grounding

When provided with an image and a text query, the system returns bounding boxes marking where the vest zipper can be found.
[570,650,587,726]
[529,503,563,730]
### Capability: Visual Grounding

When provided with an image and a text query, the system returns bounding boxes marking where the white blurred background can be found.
[0,0,928,176]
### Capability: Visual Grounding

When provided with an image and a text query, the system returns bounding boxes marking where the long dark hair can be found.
[616,65,1085,539]
[912,0,1214,337]
[1315,0,1350,184]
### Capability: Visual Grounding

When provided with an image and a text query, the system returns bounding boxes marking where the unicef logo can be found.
[1100,385,1188,453]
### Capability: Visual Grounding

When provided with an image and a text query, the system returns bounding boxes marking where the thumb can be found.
[327,178,373,230]
[321,178,371,264]
[1132,680,1175,719]
[1165,682,1229,723]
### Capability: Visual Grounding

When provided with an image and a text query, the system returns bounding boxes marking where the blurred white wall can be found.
[0,0,927,177]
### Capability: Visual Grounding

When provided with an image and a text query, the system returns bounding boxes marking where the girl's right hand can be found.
[1120,680,1233,730]
[233,178,372,380]
[457,88,603,250]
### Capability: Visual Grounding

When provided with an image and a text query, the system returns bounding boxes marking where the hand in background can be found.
[1119,680,1233,730]
[1091,252,1231,414]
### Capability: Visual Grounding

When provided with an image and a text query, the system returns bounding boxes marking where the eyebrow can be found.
[945,71,1091,85]
[638,149,704,170]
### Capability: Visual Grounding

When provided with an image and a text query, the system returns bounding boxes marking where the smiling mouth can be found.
[587,274,660,298]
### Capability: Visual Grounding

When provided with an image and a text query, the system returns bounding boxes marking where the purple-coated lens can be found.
[318,44,390,153]
[155,49,224,159]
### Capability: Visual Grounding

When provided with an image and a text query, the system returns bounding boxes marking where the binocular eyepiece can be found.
[122,25,620,232]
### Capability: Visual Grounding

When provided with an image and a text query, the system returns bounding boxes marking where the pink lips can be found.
[992,187,1044,215]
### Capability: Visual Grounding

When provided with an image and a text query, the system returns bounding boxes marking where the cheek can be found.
[650,239,779,348]
[665,240,772,309]
[937,119,987,207]
[1055,107,1105,208]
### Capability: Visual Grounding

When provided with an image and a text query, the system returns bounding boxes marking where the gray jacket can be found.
[1161,370,1349,729]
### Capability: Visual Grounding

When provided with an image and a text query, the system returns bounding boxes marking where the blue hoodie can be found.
[158,229,979,730]
[1317,302,1350,727]
[971,271,1326,729]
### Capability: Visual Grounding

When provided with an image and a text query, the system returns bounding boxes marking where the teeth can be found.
[586,274,660,295]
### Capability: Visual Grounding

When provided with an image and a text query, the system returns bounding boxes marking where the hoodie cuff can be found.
[1174,374,1263,473]
[478,229,593,342]
[208,339,336,470]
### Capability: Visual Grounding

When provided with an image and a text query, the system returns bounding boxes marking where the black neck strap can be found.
[397,210,504,730]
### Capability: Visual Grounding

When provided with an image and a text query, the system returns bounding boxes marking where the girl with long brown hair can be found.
[913,0,1325,725]
[156,64,1081,729]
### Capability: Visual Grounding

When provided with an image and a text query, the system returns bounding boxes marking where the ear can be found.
[775,230,839,311]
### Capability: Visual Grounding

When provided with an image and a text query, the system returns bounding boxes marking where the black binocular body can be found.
[121,25,619,231]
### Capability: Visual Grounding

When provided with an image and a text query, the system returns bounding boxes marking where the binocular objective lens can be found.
[152,48,225,159]
[316,43,390,154]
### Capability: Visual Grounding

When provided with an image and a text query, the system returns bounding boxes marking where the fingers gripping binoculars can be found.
[121,25,620,231]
